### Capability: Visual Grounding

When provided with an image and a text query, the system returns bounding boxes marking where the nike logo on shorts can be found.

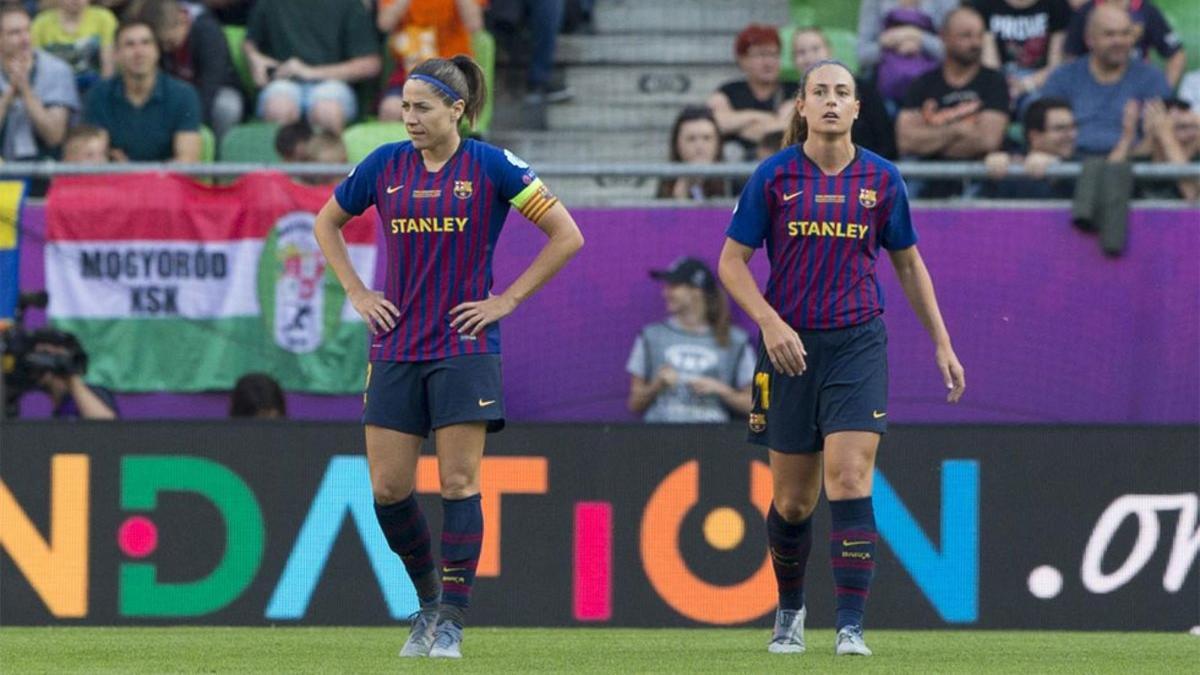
[872,410,887,419]
[478,399,496,407]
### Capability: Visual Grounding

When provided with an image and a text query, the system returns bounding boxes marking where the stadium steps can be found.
[488,130,667,163]
[593,0,791,33]
[490,0,791,203]
[560,65,741,106]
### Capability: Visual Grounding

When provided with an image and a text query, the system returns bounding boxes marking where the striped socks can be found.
[438,493,483,627]
[829,496,877,630]
[373,493,440,607]
[766,503,813,611]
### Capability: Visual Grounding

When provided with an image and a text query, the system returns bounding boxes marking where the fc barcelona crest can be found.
[858,188,877,208]
[454,180,473,200]
[749,412,767,433]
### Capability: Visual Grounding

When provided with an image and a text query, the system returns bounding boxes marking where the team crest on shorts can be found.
[858,188,878,208]
[749,412,767,433]
[454,180,473,200]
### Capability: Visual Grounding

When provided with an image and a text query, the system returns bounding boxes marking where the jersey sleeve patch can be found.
[512,178,559,223]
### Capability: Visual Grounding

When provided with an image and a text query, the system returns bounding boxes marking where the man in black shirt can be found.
[983,96,1078,198]
[897,6,1010,196]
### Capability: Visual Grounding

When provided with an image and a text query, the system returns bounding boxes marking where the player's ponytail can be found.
[409,55,488,129]
[782,108,807,146]
[450,54,488,129]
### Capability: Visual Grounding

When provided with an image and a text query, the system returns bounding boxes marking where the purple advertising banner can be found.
[16,204,1200,423]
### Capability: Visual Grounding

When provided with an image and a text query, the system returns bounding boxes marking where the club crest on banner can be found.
[268,212,328,354]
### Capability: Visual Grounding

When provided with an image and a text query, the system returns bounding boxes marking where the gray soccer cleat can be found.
[767,606,806,654]
[398,608,438,657]
[835,625,873,656]
[428,620,464,659]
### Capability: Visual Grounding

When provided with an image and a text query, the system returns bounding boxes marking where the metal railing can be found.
[0,160,1196,179]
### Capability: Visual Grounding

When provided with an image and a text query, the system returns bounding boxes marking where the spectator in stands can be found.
[1065,0,1186,88]
[1137,97,1200,200]
[299,129,347,185]
[243,0,380,133]
[708,24,796,161]
[0,5,78,162]
[94,0,132,14]
[274,119,312,162]
[229,372,287,418]
[487,0,572,105]
[132,0,243,138]
[31,0,115,95]
[200,0,253,26]
[897,6,1010,195]
[84,20,201,161]
[857,0,959,103]
[984,96,1078,197]
[656,105,731,201]
[791,26,897,158]
[376,0,483,122]
[972,0,1070,106]
[61,122,109,162]
[1040,3,1171,156]
[626,257,753,423]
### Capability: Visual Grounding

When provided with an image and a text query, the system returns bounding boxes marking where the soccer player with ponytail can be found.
[718,60,965,657]
[314,55,583,659]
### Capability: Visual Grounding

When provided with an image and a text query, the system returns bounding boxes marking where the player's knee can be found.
[826,467,871,498]
[774,493,818,521]
[439,473,479,500]
[370,472,414,505]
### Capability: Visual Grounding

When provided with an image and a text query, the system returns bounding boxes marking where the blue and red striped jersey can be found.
[726,145,917,331]
[334,139,558,361]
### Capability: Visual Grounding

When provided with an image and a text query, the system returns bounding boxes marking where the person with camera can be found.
[30,329,118,419]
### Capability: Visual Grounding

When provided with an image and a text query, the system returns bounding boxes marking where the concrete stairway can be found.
[489,0,791,204]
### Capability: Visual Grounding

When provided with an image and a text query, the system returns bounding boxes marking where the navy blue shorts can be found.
[362,354,505,437]
[748,317,888,454]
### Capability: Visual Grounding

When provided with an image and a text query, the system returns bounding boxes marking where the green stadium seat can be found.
[222,25,257,97]
[198,125,215,162]
[219,122,280,163]
[472,30,496,134]
[342,122,409,163]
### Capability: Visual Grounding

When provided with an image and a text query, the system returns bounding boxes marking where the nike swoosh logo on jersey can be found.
[782,190,803,201]
[479,399,496,407]
[386,184,404,194]
[843,539,872,547]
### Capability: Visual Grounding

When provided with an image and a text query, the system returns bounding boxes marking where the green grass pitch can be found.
[2,627,1197,673]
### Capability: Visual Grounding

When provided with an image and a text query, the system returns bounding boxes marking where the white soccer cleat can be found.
[835,625,873,656]
[428,620,464,659]
[399,608,438,657]
[767,606,806,654]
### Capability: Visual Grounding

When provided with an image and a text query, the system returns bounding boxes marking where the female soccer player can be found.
[314,55,583,659]
[718,60,965,657]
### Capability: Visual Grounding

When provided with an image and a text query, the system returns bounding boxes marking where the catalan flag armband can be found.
[512,178,559,223]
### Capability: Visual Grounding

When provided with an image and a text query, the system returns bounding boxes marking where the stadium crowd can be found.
[666,0,1198,202]
[0,0,1192,201]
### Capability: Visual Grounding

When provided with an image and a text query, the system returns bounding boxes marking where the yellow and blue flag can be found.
[0,181,26,320]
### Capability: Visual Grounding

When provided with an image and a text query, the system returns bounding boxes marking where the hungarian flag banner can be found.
[44,172,376,393]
